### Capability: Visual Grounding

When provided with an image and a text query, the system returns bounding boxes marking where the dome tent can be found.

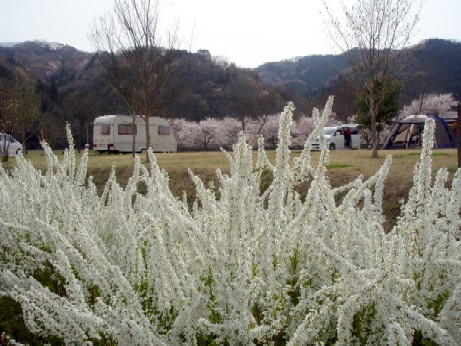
[383,114,456,149]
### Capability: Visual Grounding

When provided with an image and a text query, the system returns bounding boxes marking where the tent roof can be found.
[383,114,456,149]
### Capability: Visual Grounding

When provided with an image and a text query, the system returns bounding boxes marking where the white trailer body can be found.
[93,115,177,153]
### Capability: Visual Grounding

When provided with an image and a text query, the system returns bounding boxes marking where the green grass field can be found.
[5,147,457,173]
[2,147,458,231]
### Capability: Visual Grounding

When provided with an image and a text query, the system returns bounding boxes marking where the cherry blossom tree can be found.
[169,118,199,151]
[402,93,458,118]
[194,118,219,151]
[291,115,316,148]
[214,117,242,149]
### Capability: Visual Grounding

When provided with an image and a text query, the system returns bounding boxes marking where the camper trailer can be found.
[93,115,177,153]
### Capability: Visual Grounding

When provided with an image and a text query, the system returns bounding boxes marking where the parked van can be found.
[0,133,23,156]
[311,124,361,150]
[93,115,177,153]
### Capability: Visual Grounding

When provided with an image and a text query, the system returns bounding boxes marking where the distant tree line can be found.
[0,44,307,151]
[1,37,460,154]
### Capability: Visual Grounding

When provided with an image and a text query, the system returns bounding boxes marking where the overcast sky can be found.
[1,0,460,68]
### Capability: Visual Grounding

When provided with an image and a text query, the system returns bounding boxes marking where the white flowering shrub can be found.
[1,98,461,345]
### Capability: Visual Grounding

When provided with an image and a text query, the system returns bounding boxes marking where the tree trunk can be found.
[241,116,246,134]
[21,134,28,155]
[369,89,379,158]
[1,140,8,162]
[132,114,136,158]
[77,123,83,153]
[145,114,150,161]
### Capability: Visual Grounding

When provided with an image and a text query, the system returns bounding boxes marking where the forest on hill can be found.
[256,38,461,105]
[0,39,460,149]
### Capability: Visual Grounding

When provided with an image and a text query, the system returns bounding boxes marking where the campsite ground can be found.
[2,148,458,232]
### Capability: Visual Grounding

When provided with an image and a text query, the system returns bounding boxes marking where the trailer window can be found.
[118,124,137,135]
[158,126,170,135]
[100,124,111,135]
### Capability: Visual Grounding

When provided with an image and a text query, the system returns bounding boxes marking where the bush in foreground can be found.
[1,98,460,345]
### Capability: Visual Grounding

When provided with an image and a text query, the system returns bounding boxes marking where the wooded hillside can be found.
[0,39,460,149]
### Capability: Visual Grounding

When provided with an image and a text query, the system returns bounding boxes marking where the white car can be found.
[0,133,23,156]
[311,124,361,150]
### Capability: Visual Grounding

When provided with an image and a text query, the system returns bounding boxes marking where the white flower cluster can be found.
[1,100,460,345]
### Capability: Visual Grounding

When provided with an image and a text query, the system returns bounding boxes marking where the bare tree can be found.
[89,0,188,158]
[322,0,422,157]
